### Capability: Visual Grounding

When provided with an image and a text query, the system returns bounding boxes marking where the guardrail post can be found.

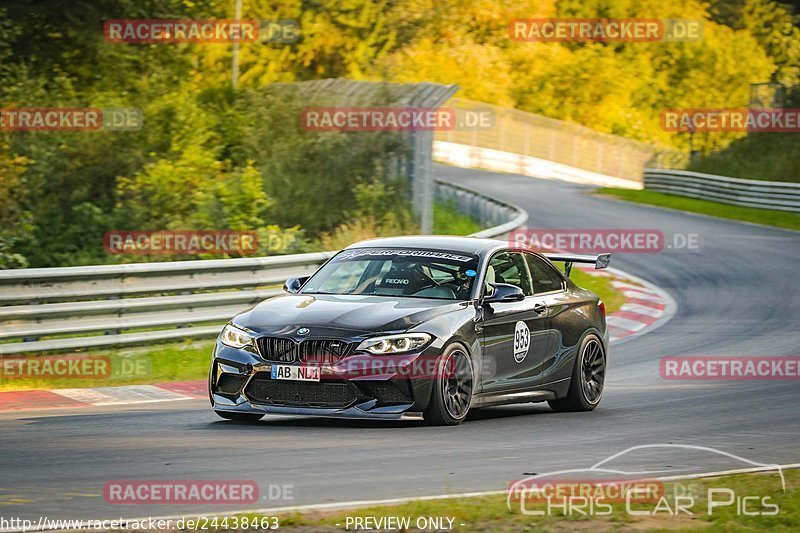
[410,129,434,234]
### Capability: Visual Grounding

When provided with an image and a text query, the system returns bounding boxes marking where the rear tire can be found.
[215,410,264,422]
[424,343,474,426]
[548,333,605,412]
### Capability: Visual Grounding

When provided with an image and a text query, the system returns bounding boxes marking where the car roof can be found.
[344,235,507,256]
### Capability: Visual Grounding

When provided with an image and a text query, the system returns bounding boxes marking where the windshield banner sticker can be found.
[338,249,474,262]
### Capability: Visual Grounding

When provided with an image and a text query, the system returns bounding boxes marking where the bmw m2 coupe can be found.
[210,236,610,425]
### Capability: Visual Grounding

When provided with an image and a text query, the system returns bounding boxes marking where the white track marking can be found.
[51,385,192,406]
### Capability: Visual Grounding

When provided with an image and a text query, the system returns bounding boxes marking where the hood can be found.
[234,293,467,336]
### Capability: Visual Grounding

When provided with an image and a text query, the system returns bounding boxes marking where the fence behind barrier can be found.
[436,98,685,183]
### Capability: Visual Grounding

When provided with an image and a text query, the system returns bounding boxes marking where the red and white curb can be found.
[0,381,207,412]
[580,265,676,344]
[0,268,675,413]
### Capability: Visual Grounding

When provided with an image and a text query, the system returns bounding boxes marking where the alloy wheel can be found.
[580,338,605,405]
[441,349,473,419]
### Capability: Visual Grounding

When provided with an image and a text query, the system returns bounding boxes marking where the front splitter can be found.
[212,393,418,420]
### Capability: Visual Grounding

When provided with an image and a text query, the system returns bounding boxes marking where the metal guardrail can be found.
[644,169,800,213]
[0,181,526,355]
[434,179,528,238]
[0,252,336,355]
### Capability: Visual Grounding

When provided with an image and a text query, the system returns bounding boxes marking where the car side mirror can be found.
[483,282,525,303]
[283,276,309,294]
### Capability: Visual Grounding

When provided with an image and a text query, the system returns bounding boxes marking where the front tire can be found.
[548,333,605,412]
[424,343,474,426]
[215,410,264,422]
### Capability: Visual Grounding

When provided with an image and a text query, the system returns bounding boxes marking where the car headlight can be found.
[220,324,254,349]
[356,333,431,355]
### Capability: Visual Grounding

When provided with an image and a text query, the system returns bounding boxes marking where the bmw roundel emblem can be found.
[297,327,310,335]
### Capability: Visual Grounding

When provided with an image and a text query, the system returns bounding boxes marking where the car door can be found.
[479,251,553,393]
[524,252,572,386]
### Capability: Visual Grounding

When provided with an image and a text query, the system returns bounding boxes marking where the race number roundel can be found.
[513,320,530,363]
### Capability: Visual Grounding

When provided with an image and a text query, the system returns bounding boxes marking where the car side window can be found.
[526,254,565,294]
[488,252,534,296]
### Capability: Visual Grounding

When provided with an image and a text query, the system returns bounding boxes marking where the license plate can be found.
[271,364,320,382]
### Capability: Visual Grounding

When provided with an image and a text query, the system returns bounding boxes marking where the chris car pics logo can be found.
[507,444,784,517]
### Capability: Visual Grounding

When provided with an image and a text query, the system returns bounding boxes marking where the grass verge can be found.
[570,268,625,314]
[0,339,214,393]
[597,188,800,231]
[685,132,800,183]
[434,200,483,235]
[210,469,799,532]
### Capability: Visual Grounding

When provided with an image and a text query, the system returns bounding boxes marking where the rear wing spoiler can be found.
[544,253,611,277]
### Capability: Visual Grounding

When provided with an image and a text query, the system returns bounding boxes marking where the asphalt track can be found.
[1,164,799,523]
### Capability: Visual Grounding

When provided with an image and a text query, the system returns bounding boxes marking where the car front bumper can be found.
[209,342,439,419]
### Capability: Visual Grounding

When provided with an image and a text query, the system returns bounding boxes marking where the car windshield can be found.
[301,248,480,300]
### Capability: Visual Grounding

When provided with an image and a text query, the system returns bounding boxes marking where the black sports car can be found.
[210,236,610,425]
